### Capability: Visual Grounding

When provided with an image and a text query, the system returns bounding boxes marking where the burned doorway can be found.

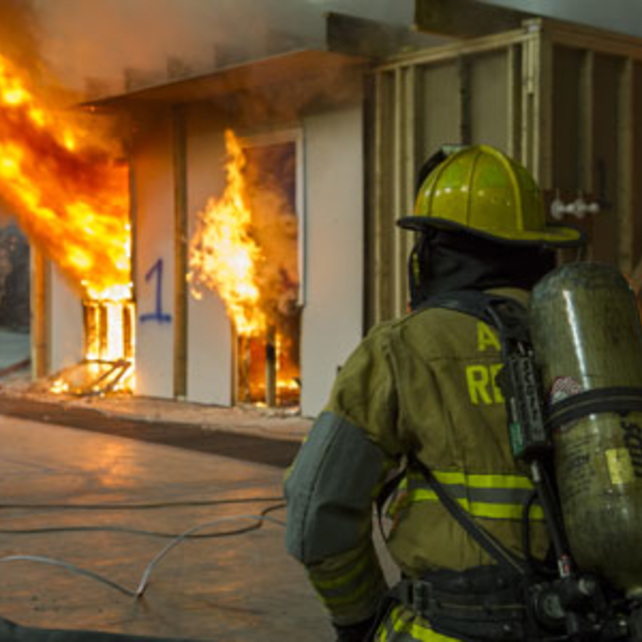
[50,258,136,396]
[235,131,303,409]
[188,128,304,410]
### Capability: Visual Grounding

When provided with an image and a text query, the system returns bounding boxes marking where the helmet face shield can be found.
[400,145,584,248]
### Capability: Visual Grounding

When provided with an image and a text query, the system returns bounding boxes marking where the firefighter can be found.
[284,145,583,641]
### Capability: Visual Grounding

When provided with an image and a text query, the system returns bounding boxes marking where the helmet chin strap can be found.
[408,242,423,311]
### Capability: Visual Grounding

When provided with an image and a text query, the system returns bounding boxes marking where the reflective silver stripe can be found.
[309,541,387,624]
[310,544,379,603]
[409,470,534,504]
[402,470,544,521]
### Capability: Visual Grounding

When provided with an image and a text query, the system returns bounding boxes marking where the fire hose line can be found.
[0,495,285,511]
[0,501,287,538]
[0,503,286,599]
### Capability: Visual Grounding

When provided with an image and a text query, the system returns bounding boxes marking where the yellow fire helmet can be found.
[399,145,584,247]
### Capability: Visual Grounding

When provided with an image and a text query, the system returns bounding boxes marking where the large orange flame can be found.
[188,129,266,336]
[0,54,130,300]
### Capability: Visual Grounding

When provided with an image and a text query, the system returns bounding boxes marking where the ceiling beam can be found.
[414,0,534,38]
[326,12,449,59]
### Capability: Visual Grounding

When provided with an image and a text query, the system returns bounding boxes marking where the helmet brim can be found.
[397,215,585,248]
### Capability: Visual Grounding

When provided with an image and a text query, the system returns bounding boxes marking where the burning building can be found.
[34,24,371,417]
[8,5,642,421]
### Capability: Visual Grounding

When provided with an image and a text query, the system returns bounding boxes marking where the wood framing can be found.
[372,71,395,323]
[378,27,528,71]
[368,16,642,326]
[128,160,138,301]
[172,105,188,399]
[506,45,522,162]
[458,56,472,145]
[579,50,595,194]
[393,67,404,318]
[403,66,419,315]
[617,59,634,274]
[30,249,49,379]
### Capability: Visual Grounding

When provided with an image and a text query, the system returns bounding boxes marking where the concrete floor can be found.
[0,414,333,641]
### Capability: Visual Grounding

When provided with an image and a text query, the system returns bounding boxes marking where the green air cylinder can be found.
[530,262,642,597]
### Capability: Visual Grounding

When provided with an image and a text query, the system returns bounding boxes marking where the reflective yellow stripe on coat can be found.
[391,469,544,522]
[376,605,459,641]
[307,540,387,624]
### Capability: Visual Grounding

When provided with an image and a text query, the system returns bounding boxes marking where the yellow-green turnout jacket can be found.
[284,288,549,641]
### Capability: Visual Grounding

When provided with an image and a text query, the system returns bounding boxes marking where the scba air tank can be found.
[530,262,642,597]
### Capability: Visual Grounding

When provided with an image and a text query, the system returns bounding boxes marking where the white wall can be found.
[185,106,233,406]
[301,105,364,417]
[133,113,175,398]
[130,103,365,416]
[49,263,83,373]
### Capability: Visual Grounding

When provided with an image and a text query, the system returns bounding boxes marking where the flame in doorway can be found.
[49,297,136,396]
[0,53,131,300]
[188,129,301,407]
[188,130,266,336]
[0,53,134,393]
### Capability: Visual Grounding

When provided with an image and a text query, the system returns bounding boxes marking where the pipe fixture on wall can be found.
[550,191,601,221]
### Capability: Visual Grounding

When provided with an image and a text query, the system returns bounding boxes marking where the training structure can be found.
[28,13,642,422]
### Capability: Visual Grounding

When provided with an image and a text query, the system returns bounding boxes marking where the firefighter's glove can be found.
[333,616,377,642]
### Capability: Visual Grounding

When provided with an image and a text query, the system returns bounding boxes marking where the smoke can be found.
[29,0,322,94]
[14,0,414,96]
[303,0,414,25]
[483,0,640,37]
[0,202,13,226]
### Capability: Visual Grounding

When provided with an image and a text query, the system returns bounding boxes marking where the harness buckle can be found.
[408,580,436,615]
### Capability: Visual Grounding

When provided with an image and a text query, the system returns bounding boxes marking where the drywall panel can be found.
[301,105,364,417]
[49,264,83,372]
[470,51,509,149]
[368,71,396,326]
[133,112,175,398]
[185,105,232,406]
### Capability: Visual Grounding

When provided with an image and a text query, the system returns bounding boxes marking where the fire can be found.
[0,54,135,394]
[0,54,131,300]
[188,129,301,407]
[188,130,266,336]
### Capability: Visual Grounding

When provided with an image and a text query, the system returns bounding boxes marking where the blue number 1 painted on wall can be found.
[139,259,173,324]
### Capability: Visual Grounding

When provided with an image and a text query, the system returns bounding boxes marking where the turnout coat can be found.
[284,288,548,641]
